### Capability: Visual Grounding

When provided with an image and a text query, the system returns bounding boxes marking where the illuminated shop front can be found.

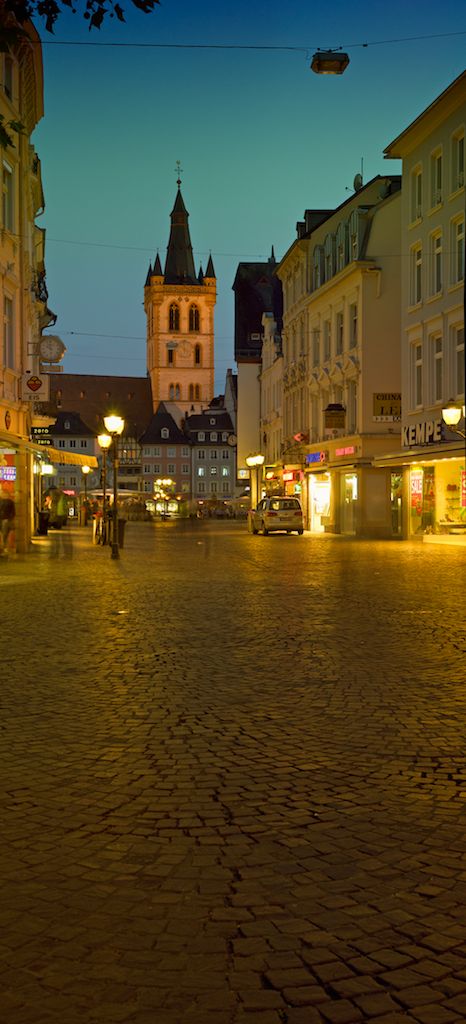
[408,457,466,538]
[304,442,398,538]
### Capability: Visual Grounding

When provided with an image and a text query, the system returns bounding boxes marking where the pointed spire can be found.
[269,245,276,263]
[153,253,163,276]
[163,188,197,285]
[198,265,204,284]
[205,253,216,279]
[145,262,152,286]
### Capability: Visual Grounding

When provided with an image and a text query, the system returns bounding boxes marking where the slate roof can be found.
[163,188,198,286]
[139,402,189,444]
[185,410,234,437]
[49,411,94,437]
[43,374,153,439]
[232,253,283,361]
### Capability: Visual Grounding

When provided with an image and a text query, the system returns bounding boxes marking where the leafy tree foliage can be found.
[4,0,160,33]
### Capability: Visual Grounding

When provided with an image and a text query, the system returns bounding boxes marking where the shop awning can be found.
[0,432,97,468]
[374,443,464,467]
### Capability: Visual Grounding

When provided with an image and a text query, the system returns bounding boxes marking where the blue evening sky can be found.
[33,0,466,394]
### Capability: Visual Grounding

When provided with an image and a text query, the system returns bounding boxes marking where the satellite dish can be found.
[353,173,363,192]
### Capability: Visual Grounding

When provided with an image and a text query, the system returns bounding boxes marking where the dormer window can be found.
[198,431,205,441]
[161,427,169,439]
[210,418,215,425]
[211,432,217,441]
[64,420,70,431]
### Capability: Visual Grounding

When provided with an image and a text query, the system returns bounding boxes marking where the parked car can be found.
[249,497,304,535]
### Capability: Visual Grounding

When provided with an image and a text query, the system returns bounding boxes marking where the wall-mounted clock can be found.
[39,335,66,363]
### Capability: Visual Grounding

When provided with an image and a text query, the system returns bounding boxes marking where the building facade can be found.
[381,72,465,542]
[185,406,236,512]
[276,176,403,537]
[144,187,216,417]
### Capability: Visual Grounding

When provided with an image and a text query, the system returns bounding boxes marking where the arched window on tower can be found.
[169,384,175,400]
[169,303,180,331]
[175,384,181,400]
[195,384,201,401]
[189,305,200,332]
[189,384,194,401]
[194,344,202,366]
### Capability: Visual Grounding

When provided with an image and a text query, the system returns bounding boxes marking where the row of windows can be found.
[168,382,202,401]
[142,443,230,456]
[410,130,464,222]
[409,217,464,304]
[169,303,200,332]
[285,304,358,367]
[167,343,202,366]
[197,467,230,477]
[57,439,89,449]
[313,211,364,291]
[144,464,190,474]
[410,326,464,409]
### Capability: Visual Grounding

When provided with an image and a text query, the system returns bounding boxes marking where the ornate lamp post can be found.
[97,433,112,543]
[154,477,174,519]
[103,415,125,559]
[442,400,466,439]
[81,464,91,525]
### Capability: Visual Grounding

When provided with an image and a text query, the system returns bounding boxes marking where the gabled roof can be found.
[185,410,234,434]
[49,411,94,437]
[139,402,189,444]
[42,374,153,439]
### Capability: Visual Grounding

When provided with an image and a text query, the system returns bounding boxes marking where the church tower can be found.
[145,183,216,415]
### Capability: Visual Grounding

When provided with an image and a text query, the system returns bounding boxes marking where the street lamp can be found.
[154,477,174,519]
[81,464,91,525]
[103,414,125,559]
[442,400,466,439]
[246,453,265,510]
[97,433,112,543]
[310,50,350,75]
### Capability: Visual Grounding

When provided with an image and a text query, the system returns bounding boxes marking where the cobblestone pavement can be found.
[1,521,466,1024]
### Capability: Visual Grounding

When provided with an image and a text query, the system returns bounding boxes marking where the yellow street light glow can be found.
[97,433,112,450]
[103,414,125,435]
[82,464,91,475]
[246,453,265,467]
[442,399,463,427]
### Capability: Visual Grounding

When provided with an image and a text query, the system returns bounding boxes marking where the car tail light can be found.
[294,510,302,516]
[266,511,278,517]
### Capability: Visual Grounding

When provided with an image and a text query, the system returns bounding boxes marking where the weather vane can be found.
[175,160,183,188]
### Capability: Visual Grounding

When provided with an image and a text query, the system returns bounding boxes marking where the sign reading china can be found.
[402,420,442,446]
[21,373,50,402]
[373,393,401,421]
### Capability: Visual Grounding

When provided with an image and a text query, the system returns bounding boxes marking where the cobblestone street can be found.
[1,521,466,1024]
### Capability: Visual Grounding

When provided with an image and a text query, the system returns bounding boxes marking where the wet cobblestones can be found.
[0,522,465,1023]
